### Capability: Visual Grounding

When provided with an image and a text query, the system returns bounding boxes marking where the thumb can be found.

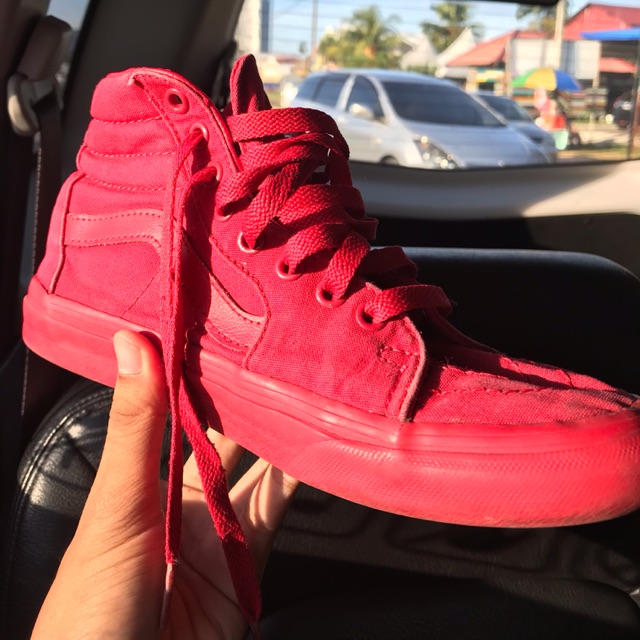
[93,330,168,502]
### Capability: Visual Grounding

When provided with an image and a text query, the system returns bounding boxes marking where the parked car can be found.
[292,69,550,169]
[473,91,558,161]
[612,91,633,129]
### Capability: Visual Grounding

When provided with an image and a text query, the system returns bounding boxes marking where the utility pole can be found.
[553,0,566,69]
[310,0,318,70]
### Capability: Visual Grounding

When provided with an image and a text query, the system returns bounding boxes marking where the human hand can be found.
[32,330,299,640]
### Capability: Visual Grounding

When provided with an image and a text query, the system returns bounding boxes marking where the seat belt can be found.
[7,15,72,442]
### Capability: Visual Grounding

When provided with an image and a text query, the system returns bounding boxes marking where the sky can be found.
[50,0,640,54]
[271,0,640,53]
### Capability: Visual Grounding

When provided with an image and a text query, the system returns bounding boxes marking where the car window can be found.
[346,76,383,118]
[257,0,640,170]
[296,75,321,100]
[314,74,348,107]
[383,81,503,127]
[480,95,533,123]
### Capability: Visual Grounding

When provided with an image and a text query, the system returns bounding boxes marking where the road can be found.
[558,121,633,162]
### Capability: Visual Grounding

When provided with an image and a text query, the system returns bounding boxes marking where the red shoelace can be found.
[159,105,451,634]
[222,107,451,325]
[160,129,261,633]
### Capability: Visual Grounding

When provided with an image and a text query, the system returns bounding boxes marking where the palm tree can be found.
[516,1,569,36]
[318,5,402,68]
[516,6,556,35]
[421,2,484,53]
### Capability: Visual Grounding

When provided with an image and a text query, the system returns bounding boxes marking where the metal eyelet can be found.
[276,257,301,281]
[355,302,386,331]
[165,88,189,114]
[315,283,345,308]
[189,123,209,143]
[237,231,262,254]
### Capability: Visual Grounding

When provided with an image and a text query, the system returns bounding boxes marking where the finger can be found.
[230,460,300,575]
[182,427,245,490]
[92,330,168,500]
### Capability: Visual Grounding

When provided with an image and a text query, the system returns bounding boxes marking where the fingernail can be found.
[114,333,143,375]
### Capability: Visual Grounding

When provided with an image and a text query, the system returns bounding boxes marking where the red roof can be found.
[564,3,640,40]
[447,30,545,67]
[599,56,636,73]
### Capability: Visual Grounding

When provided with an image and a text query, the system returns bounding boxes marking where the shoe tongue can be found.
[229,54,271,115]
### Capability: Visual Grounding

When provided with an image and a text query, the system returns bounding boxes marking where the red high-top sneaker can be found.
[23,55,640,613]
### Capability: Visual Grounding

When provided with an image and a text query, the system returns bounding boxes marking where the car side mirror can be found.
[348,102,376,121]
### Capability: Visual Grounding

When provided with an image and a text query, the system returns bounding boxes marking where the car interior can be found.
[1,0,640,638]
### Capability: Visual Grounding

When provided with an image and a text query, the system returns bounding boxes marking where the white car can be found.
[473,91,558,162]
[292,69,550,169]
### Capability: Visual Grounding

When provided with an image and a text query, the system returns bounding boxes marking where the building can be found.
[399,33,438,71]
[435,27,482,82]
[235,0,272,54]
[563,3,640,39]
[445,4,638,107]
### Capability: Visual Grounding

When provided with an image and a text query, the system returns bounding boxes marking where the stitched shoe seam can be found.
[204,229,270,367]
[429,386,628,397]
[183,240,264,327]
[203,320,250,351]
[397,316,421,419]
[69,211,163,221]
[123,273,159,318]
[377,344,407,415]
[67,233,161,249]
[180,286,253,350]
[84,147,172,158]
[83,175,167,191]
[92,115,162,125]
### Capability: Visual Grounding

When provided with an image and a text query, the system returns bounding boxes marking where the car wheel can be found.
[568,133,582,149]
[380,156,399,166]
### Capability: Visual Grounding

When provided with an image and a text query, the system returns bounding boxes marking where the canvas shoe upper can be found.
[23,55,640,626]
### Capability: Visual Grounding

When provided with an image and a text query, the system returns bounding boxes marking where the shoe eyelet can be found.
[165,88,189,114]
[214,209,232,222]
[315,283,345,308]
[355,302,386,331]
[238,231,262,254]
[276,257,301,281]
[190,123,209,143]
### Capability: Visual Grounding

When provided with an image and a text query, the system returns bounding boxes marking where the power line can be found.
[274,0,306,18]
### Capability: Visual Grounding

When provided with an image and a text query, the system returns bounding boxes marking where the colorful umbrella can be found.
[512,67,581,92]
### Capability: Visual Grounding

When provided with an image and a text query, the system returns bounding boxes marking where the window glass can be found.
[296,75,321,100]
[238,0,640,169]
[383,81,503,126]
[47,0,92,90]
[314,75,348,106]
[347,76,383,118]
[479,94,533,122]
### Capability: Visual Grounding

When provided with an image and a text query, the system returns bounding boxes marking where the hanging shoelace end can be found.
[160,561,176,630]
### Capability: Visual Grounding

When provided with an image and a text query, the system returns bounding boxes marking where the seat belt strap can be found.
[7,15,71,439]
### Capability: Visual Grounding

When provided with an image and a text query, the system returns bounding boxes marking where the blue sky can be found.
[50,0,640,54]
[270,0,640,53]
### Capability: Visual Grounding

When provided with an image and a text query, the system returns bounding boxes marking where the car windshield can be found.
[479,95,533,123]
[382,81,504,127]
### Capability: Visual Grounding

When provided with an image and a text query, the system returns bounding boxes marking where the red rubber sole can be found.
[23,278,640,528]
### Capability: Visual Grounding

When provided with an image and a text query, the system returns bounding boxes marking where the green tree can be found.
[516,2,569,36]
[318,5,402,68]
[421,2,484,53]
